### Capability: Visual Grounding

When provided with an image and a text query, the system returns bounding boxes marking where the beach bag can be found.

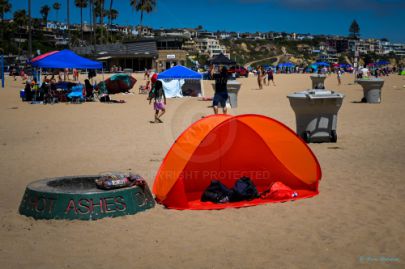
[230,177,259,202]
[260,181,298,200]
[201,180,233,203]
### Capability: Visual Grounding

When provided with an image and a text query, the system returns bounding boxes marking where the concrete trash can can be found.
[310,74,327,89]
[287,89,345,143]
[355,78,384,103]
[211,80,241,108]
[227,80,241,108]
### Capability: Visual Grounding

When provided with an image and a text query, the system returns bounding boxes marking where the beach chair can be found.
[67,85,84,104]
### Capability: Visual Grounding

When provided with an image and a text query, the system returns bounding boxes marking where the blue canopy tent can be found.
[30,49,102,84]
[377,60,390,66]
[158,65,202,79]
[277,62,295,68]
[30,49,102,69]
[309,61,330,72]
[339,63,351,68]
[313,61,330,67]
[157,65,204,98]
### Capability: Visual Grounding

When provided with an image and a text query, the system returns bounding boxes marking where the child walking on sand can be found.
[149,79,166,123]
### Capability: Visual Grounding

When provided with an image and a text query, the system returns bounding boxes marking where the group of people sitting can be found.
[22,78,96,104]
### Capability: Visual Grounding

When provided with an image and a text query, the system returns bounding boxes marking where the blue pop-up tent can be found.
[377,60,389,66]
[158,65,202,80]
[158,65,203,98]
[30,49,102,69]
[277,62,295,68]
[313,61,330,67]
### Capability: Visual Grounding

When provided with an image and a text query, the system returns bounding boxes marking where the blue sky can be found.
[5,0,405,42]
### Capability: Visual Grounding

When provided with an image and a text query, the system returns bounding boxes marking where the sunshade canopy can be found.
[313,62,330,67]
[377,60,390,66]
[101,73,137,94]
[207,53,236,65]
[277,62,295,68]
[30,49,102,69]
[158,65,202,80]
[153,114,322,210]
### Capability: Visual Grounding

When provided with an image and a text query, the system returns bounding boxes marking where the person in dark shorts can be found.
[267,68,276,86]
[210,65,229,114]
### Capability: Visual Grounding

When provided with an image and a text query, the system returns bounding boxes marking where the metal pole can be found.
[1,54,4,88]
[28,0,32,59]
[67,0,70,46]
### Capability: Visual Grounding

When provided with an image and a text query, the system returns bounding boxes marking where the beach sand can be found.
[0,72,404,268]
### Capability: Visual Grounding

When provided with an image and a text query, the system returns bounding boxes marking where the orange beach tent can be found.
[153,114,322,209]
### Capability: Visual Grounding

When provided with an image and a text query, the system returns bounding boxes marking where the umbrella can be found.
[277,62,295,68]
[101,74,137,94]
[313,61,330,67]
[339,63,351,68]
[207,53,236,65]
[377,60,389,66]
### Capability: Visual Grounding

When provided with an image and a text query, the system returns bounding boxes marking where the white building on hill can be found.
[195,38,229,58]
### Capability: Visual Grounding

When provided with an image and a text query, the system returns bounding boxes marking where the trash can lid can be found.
[355,78,384,82]
[227,80,241,85]
[287,89,345,99]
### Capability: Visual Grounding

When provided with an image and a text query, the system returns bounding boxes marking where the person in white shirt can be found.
[361,67,370,78]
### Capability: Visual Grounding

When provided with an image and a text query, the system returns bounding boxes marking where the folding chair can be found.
[67,85,84,104]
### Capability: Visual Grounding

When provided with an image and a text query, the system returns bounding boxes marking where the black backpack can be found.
[230,177,259,202]
[201,180,233,203]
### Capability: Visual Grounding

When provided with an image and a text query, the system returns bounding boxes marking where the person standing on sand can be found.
[149,79,166,123]
[12,67,17,81]
[337,69,342,85]
[64,68,69,81]
[210,65,229,114]
[257,66,263,89]
[73,68,79,81]
[267,68,276,86]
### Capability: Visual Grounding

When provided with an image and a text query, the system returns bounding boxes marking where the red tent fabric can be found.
[30,51,59,63]
[153,114,322,210]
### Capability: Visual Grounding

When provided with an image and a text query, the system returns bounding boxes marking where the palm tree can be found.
[90,0,96,46]
[53,2,61,22]
[108,9,118,23]
[0,0,12,42]
[40,5,51,25]
[67,0,70,43]
[13,9,27,26]
[75,0,87,41]
[106,8,118,42]
[93,0,105,43]
[135,0,156,37]
[28,0,32,58]
[0,0,11,21]
[106,0,113,42]
[13,9,27,56]
[129,0,140,36]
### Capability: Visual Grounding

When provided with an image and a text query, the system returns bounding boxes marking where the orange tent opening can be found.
[153,114,322,210]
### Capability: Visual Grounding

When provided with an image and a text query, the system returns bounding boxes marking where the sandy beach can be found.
[0,72,404,268]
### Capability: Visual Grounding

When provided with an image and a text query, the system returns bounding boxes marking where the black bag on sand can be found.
[201,180,233,203]
[230,177,259,202]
